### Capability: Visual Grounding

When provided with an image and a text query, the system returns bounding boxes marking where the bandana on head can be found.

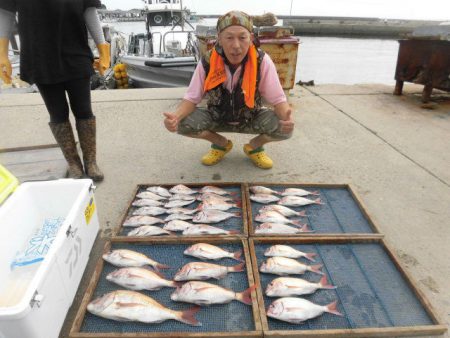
[216,10,253,33]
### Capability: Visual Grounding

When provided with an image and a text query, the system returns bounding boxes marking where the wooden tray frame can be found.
[249,237,447,338]
[114,182,249,239]
[69,237,263,338]
[244,183,384,238]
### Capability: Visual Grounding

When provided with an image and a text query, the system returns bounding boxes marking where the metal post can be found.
[289,0,293,16]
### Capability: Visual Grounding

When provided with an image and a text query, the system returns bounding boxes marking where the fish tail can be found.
[227,230,240,235]
[311,190,320,196]
[235,200,242,208]
[304,252,317,262]
[300,224,314,233]
[314,198,323,205]
[319,275,336,289]
[309,264,324,275]
[178,305,202,326]
[233,212,242,217]
[292,220,303,226]
[229,191,239,196]
[229,262,245,272]
[170,281,184,288]
[297,210,307,217]
[233,250,243,261]
[236,285,256,305]
[326,300,343,316]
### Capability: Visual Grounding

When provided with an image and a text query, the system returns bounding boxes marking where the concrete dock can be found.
[0,83,449,337]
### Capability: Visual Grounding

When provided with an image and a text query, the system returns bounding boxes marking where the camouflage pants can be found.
[178,107,292,140]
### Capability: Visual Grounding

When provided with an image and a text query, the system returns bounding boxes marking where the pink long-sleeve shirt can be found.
[183,53,287,106]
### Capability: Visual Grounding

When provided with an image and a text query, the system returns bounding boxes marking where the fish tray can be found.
[115,183,248,239]
[246,183,383,238]
[249,237,447,337]
[69,238,262,338]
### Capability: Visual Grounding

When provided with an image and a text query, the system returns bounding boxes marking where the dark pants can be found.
[36,78,94,123]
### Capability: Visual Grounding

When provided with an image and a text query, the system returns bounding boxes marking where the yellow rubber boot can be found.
[243,144,273,169]
[201,140,233,166]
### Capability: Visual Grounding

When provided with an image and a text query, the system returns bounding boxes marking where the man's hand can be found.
[279,109,294,134]
[163,112,179,132]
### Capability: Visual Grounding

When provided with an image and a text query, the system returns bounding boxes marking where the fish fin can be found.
[229,262,245,272]
[297,210,307,217]
[291,220,303,226]
[236,285,256,305]
[326,300,343,316]
[300,224,314,233]
[155,263,170,270]
[151,270,167,279]
[233,250,243,261]
[309,264,324,275]
[115,302,143,308]
[304,253,317,262]
[314,198,323,205]
[194,286,216,293]
[227,230,240,235]
[319,275,337,289]
[171,281,183,288]
[311,190,320,196]
[178,305,202,326]
[235,200,242,208]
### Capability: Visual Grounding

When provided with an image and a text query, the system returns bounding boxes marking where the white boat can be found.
[119,0,199,88]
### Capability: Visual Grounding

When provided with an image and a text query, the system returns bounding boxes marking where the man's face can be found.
[218,25,253,66]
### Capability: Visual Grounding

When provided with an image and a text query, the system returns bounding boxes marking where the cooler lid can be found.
[0,164,19,205]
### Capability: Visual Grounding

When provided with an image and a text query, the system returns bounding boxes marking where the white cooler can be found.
[0,179,99,338]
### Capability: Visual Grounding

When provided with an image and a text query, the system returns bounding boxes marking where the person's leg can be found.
[36,82,84,178]
[178,108,233,165]
[66,77,104,182]
[244,108,292,169]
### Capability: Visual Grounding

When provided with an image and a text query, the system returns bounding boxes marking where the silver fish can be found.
[164,213,193,221]
[249,186,280,195]
[123,215,165,227]
[163,220,193,232]
[164,199,196,208]
[169,184,197,195]
[103,249,169,270]
[264,245,316,261]
[260,257,323,276]
[255,223,312,234]
[87,290,201,325]
[197,193,234,203]
[106,267,178,290]
[255,211,303,225]
[260,205,306,217]
[132,207,167,216]
[250,194,280,204]
[192,210,240,223]
[267,297,342,323]
[184,243,242,261]
[182,224,239,236]
[146,186,172,198]
[166,207,198,215]
[174,262,245,281]
[199,200,240,211]
[170,281,255,305]
[280,188,319,197]
[136,191,166,200]
[278,196,322,207]
[199,186,233,196]
[132,199,164,207]
[169,194,198,201]
[127,226,172,237]
[265,276,336,297]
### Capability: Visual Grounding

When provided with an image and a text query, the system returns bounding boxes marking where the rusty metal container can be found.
[255,26,299,90]
[195,25,299,90]
[394,39,450,102]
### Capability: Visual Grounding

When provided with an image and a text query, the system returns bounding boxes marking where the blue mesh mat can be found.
[119,185,244,236]
[80,242,256,333]
[249,185,375,234]
[254,242,433,331]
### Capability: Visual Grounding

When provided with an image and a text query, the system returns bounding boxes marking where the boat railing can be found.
[162,30,195,53]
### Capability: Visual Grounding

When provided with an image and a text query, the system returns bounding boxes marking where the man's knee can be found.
[255,109,293,140]
[177,109,214,135]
